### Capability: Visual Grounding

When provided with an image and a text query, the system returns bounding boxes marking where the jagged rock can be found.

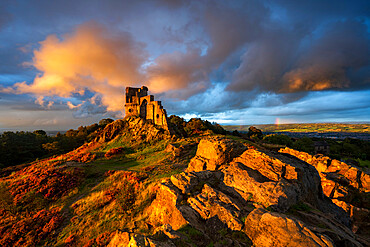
[279,148,370,193]
[188,184,243,231]
[221,148,322,212]
[154,224,181,239]
[147,137,364,246]
[350,207,370,235]
[107,231,131,247]
[332,199,370,237]
[279,147,370,235]
[292,209,365,247]
[147,182,188,230]
[95,116,171,144]
[170,172,199,194]
[107,229,177,246]
[127,234,176,247]
[186,136,247,172]
[244,208,335,247]
[165,144,181,157]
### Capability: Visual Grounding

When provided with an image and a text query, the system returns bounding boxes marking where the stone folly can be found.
[124,86,170,128]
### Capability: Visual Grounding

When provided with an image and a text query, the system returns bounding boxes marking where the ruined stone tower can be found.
[124,86,170,127]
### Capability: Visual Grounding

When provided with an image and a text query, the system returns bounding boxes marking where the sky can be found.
[0,0,369,131]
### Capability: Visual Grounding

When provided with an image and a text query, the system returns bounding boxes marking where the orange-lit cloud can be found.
[147,49,208,94]
[282,67,349,93]
[6,22,146,112]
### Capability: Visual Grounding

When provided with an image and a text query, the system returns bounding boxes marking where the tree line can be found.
[262,133,370,166]
[0,119,113,168]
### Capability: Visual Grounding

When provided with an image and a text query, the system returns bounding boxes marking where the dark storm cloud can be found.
[150,0,370,105]
[281,20,370,92]
[146,0,270,97]
[224,1,370,94]
[274,0,370,20]
[229,18,370,93]
[0,4,11,30]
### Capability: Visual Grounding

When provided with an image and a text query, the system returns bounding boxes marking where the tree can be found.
[247,126,263,140]
[184,118,207,135]
[263,134,293,146]
[293,137,314,153]
[42,142,60,153]
[99,118,114,126]
[169,115,186,128]
[33,130,47,136]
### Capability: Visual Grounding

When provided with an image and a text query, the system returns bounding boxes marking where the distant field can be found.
[223,123,370,133]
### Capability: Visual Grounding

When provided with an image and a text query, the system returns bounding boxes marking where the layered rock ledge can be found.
[140,136,368,247]
[279,147,370,239]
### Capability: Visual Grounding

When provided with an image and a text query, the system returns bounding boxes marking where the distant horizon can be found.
[1,119,369,133]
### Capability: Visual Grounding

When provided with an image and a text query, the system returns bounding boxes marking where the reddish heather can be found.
[9,164,84,202]
[105,147,125,158]
[0,158,85,246]
[0,208,63,246]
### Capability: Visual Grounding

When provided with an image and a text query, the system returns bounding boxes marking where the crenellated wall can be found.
[124,86,170,128]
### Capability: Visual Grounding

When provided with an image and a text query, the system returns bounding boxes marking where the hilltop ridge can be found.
[0,116,369,246]
[224,123,370,134]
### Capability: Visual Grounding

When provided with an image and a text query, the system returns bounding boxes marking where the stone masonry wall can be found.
[124,86,169,128]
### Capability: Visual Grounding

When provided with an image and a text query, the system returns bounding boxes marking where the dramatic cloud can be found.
[3,22,146,113]
[147,48,208,94]
[149,0,370,100]
[226,13,370,94]
[281,20,370,92]
[0,0,369,129]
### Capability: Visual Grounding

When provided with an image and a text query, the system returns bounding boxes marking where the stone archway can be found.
[139,99,147,118]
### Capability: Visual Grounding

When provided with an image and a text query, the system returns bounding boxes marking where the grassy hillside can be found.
[0,116,214,246]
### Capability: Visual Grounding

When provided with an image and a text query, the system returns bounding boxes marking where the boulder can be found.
[186,136,247,172]
[170,172,199,194]
[279,148,370,193]
[147,182,188,230]
[244,208,335,247]
[279,147,370,235]
[107,231,131,247]
[221,149,322,212]
[188,184,243,231]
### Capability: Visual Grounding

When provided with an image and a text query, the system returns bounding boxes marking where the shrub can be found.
[247,126,263,140]
[293,137,314,153]
[104,171,143,214]
[263,134,293,146]
[105,147,125,158]
[115,179,138,213]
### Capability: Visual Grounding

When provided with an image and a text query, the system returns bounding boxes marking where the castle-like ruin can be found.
[124,86,170,128]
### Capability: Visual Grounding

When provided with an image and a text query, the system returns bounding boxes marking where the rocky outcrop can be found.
[146,137,365,246]
[108,231,176,247]
[279,148,369,193]
[186,136,247,172]
[188,184,244,231]
[95,116,171,143]
[245,208,335,247]
[221,148,322,212]
[147,182,188,230]
[279,147,370,237]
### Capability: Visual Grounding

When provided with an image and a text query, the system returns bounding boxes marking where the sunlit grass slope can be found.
[0,117,200,246]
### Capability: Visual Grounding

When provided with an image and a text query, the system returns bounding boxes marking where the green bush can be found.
[115,180,137,214]
[263,134,293,146]
[293,137,314,153]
